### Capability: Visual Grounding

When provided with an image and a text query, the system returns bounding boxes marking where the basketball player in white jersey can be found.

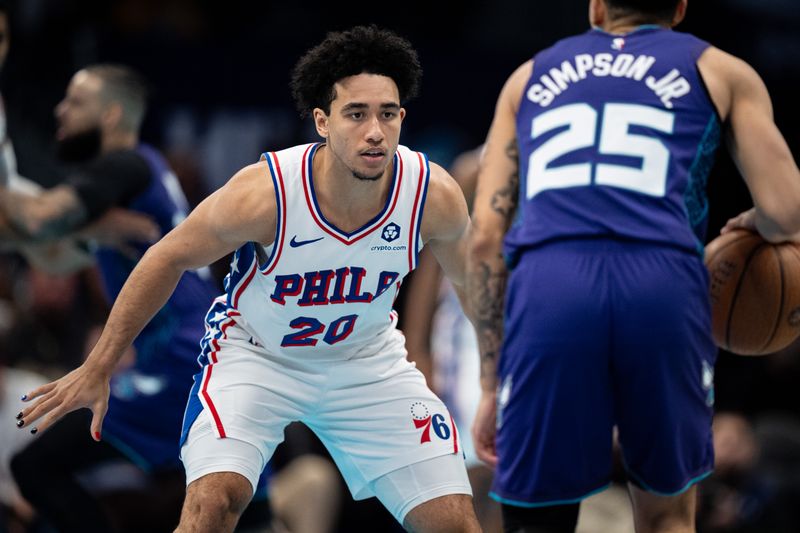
[15,25,480,532]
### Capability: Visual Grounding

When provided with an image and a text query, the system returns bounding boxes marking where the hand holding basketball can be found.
[705,229,800,355]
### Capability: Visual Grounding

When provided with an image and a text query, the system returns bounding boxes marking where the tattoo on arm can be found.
[468,254,508,382]
[489,139,520,219]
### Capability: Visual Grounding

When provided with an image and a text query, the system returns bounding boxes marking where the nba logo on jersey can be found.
[382,222,401,242]
[612,37,625,50]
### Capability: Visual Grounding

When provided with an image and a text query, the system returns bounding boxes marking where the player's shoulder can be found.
[226,159,276,193]
[697,45,765,121]
[208,159,280,242]
[418,156,464,218]
[699,45,760,82]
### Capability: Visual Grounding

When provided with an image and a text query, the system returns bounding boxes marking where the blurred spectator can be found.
[6,64,219,533]
[698,410,800,533]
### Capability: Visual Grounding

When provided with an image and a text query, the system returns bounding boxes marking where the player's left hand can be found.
[16,364,111,441]
[472,390,498,467]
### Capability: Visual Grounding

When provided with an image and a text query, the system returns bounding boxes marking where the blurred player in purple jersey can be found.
[468,0,800,532]
[4,64,225,532]
[14,26,480,533]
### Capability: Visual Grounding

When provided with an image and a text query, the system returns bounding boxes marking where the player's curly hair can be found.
[606,0,681,22]
[290,25,422,118]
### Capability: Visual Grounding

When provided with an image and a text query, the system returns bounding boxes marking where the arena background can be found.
[4,0,800,473]
[1,0,799,531]
[6,0,798,405]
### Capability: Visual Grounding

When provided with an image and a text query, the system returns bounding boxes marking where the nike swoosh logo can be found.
[289,236,324,248]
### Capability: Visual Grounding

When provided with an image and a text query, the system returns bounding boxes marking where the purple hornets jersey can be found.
[506,27,721,266]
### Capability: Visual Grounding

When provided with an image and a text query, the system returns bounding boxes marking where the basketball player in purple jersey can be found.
[468,1,800,532]
[16,27,480,532]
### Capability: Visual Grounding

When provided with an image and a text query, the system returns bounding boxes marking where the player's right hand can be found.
[16,364,110,442]
[721,207,757,234]
[472,390,498,467]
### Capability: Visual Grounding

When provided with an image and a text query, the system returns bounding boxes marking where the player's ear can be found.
[672,0,688,27]
[313,108,329,138]
[589,0,606,28]
[102,102,124,131]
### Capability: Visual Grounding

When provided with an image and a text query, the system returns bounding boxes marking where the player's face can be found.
[316,73,405,181]
[54,70,106,142]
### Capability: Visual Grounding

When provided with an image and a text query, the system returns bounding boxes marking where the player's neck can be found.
[602,15,669,35]
[101,130,138,154]
[312,144,394,233]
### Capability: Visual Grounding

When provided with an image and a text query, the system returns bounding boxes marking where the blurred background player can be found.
[4,64,235,533]
[0,6,152,531]
[468,0,800,532]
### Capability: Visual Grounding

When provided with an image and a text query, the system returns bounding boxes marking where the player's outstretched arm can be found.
[467,60,529,466]
[699,48,800,242]
[16,161,278,439]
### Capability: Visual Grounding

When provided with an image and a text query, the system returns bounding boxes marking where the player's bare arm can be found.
[467,60,529,393]
[17,208,160,274]
[16,161,278,438]
[420,162,471,290]
[467,61,528,467]
[75,208,161,248]
[0,184,87,240]
[401,248,442,385]
[698,47,800,242]
[0,183,159,271]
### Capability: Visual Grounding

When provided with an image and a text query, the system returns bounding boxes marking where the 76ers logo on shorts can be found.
[410,401,451,444]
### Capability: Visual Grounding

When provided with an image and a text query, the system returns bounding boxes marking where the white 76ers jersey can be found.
[204,143,430,363]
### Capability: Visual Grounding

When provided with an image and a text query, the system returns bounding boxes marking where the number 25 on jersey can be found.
[527,102,675,199]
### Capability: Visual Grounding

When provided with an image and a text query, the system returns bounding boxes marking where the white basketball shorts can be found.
[180,319,469,504]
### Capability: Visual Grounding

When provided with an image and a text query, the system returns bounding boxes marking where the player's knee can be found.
[403,494,480,533]
[184,473,252,522]
[631,487,695,533]
[198,487,250,519]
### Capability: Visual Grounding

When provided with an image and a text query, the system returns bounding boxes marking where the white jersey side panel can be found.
[220,143,430,361]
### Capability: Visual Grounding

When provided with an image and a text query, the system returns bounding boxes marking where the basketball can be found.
[705,229,800,355]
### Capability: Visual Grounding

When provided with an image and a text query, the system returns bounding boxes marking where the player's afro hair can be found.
[290,25,422,118]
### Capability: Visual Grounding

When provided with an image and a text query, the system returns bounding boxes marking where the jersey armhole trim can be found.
[259,151,287,275]
[408,151,431,271]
